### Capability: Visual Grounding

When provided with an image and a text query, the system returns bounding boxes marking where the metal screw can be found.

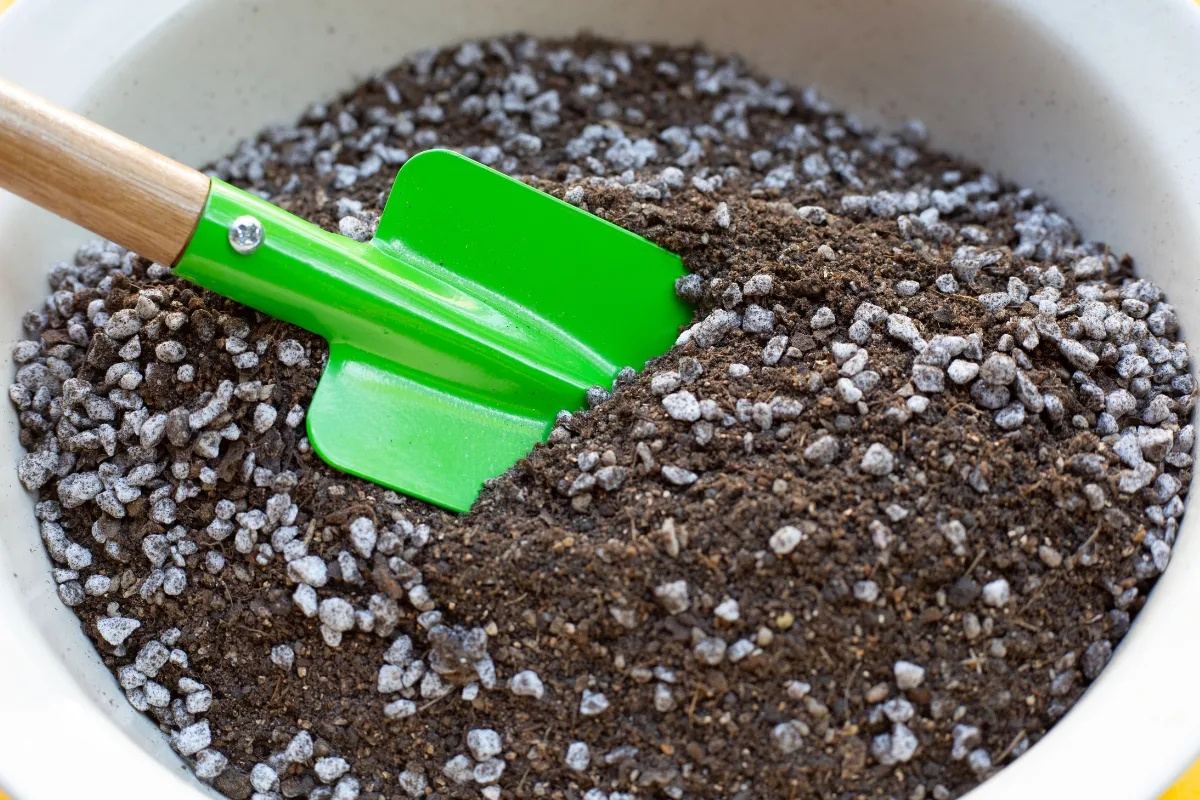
[228,215,264,255]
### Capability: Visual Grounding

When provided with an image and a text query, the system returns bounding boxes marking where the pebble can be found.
[654,581,690,614]
[194,750,229,780]
[882,697,915,723]
[660,464,698,485]
[1058,339,1099,371]
[172,721,212,756]
[979,353,1016,385]
[473,758,506,784]
[890,723,920,762]
[383,699,416,719]
[714,598,741,622]
[467,728,503,761]
[727,639,756,663]
[348,517,376,558]
[692,309,740,347]
[651,371,681,395]
[594,465,628,491]
[854,580,880,603]
[769,525,803,555]
[442,754,475,784]
[277,339,306,365]
[270,644,295,670]
[155,341,187,363]
[509,670,546,699]
[742,304,775,334]
[894,660,926,690]
[860,443,895,476]
[797,206,826,223]
[803,435,840,466]
[936,274,959,293]
[982,579,1011,608]
[662,390,700,421]
[301,757,350,791]
[96,616,140,646]
[565,742,591,772]
[694,637,727,664]
[250,764,278,793]
[951,724,981,760]
[287,555,329,587]
[285,731,314,763]
[58,472,103,508]
[810,307,835,329]
[762,334,788,365]
[967,749,992,775]
[84,575,112,596]
[1038,546,1064,569]
[836,378,863,403]
[336,777,363,799]
[912,365,945,394]
[252,403,277,433]
[743,274,773,296]
[771,720,807,754]
[654,683,679,712]
[135,641,170,676]
[1081,640,1113,680]
[293,584,319,617]
[579,690,610,716]
[994,403,1026,430]
[886,313,921,345]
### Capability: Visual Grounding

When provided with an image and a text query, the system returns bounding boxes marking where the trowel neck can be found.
[173,180,614,412]
[174,180,387,344]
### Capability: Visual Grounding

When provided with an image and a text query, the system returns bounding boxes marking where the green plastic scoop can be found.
[0,80,690,512]
[178,150,689,510]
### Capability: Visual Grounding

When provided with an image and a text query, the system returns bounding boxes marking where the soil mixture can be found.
[11,35,1195,800]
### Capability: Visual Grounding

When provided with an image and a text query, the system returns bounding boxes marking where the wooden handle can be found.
[0,77,210,266]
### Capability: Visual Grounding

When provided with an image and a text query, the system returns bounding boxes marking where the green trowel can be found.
[0,78,689,512]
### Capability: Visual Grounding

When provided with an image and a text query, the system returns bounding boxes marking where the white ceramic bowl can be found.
[2,1,1200,798]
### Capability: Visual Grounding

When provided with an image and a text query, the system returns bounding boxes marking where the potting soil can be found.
[10,36,1197,800]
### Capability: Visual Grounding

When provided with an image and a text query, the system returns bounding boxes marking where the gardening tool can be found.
[0,78,690,512]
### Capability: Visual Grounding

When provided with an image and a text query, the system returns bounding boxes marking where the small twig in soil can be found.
[1020,574,1057,613]
[1068,523,1104,569]
[948,402,985,416]
[964,549,987,577]
[995,730,1028,763]
[515,763,534,793]
[419,692,451,713]
[1020,479,1046,496]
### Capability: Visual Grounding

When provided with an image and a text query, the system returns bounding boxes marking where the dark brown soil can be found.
[14,35,1192,800]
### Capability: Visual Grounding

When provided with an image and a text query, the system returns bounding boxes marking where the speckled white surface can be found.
[0,1,1199,798]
